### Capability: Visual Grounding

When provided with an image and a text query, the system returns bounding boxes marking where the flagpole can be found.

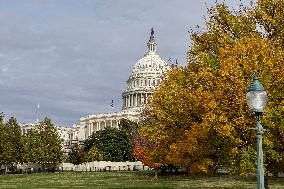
[111,100,114,112]
[37,103,39,123]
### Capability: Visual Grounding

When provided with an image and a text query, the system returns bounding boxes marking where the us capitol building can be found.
[69,29,169,143]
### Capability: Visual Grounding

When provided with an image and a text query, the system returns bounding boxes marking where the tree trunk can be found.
[264,175,269,189]
[154,170,158,179]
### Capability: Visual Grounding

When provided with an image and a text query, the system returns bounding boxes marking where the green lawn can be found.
[0,171,283,189]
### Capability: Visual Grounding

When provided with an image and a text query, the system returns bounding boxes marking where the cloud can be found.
[0,0,245,126]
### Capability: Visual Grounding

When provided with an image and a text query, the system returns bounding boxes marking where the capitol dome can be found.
[122,28,169,111]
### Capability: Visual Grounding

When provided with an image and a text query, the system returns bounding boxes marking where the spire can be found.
[150,28,154,40]
[147,28,157,53]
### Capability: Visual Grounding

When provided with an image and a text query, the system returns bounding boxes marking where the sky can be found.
[0,0,250,126]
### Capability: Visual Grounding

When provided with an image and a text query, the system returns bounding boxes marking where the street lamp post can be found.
[246,73,268,189]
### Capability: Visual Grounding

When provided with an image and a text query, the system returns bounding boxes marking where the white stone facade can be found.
[56,126,71,150]
[20,123,37,135]
[70,29,169,142]
[68,124,85,144]
[20,123,71,152]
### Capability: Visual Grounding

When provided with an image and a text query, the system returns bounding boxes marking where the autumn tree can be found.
[137,0,284,175]
[132,114,164,169]
[85,146,102,162]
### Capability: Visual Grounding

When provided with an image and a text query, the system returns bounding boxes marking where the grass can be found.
[0,171,283,189]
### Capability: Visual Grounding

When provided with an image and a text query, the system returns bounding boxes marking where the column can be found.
[141,93,143,105]
[89,123,91,136]
[127,95,130,107]
[94,123,97,133]
[136,93,139,106]
[100,121,103,130]
[111,120,113,128]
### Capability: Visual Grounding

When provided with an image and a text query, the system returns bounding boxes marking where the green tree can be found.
[0,113,7,169]
[85,146,102,162]
[84,119,135,162]
[68,143,86,165]
[3,117,25,171]
[37,117,64,168]
[25,128,42,165]
[0,115,25,173]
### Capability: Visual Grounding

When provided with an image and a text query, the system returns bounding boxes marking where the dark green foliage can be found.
[84,119,136,162]
[68,143,86,165]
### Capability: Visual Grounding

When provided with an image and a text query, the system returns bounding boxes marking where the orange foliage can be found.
[134,0,284,175]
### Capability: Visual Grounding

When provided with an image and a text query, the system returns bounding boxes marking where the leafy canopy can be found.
[137,0,284,175]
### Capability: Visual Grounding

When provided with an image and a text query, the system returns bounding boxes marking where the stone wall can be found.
[61,161,148,172]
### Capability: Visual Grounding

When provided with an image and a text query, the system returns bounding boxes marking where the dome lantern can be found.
[147,28,157,53]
